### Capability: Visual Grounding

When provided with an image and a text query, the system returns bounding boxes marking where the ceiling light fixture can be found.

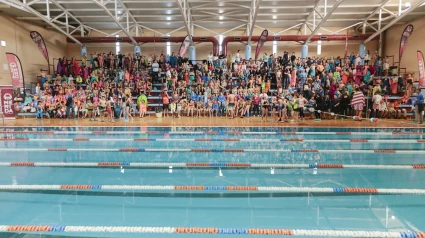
[273,15,277,19]
[219,16,224,20]
[404,2,411,8]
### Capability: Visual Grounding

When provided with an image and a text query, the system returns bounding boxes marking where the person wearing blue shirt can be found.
[325,64,330,73]
[349,53,355,65]
[218,92,226,103]
[212,101,219,116]
[299,69,307,86]
[309,66,316,78]
[329,57,335,72]
[287,86,294,94]
[118,70,124,81]
[201,74,208,83]
[190,92,198,102]
[197,95,203,102]
[414,89,424,124]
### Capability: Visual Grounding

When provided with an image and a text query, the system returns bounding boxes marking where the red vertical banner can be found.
[179,35,191,57]
[255,30,268,61]
[0,85,15,119]
[5,53,25,88]
[29,31,49,63]
[418,51,425,87]
[344,30,348,59]
[30,31,50,74]
[399,24,414,63]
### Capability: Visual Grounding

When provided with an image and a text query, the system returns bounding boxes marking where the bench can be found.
[17,112,50,119]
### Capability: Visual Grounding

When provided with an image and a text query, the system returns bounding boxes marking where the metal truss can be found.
[247,0,262,44]
[0,0,84,45]
[364,0,425,42]
[304,0,345,43]
[91,0,138,45]
[175,0,194,44]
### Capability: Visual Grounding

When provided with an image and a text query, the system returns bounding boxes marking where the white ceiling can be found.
[1,0,425,36]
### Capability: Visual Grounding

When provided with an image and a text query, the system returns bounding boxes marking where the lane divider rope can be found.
[0,225,420,237]
[0,148,424,154]
[1,131,425,135]
[1,138,425,144]
[0,162,423,170]
[1,185,425,194]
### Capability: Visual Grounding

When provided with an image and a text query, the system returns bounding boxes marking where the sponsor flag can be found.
[418,50,425,87]
[344,30,348,59]
[399,24,414,62]
[255,30,268,61]
[30,31,49,63]
[0,85,15,119]
[5,53,25,88]
[179,35,191,57]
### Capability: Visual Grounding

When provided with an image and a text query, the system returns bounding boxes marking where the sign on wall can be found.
[0,85,15,119]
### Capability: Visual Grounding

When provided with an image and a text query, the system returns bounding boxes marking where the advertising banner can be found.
[0,85,15,119]
[418,51,425,87]
[5,53,25,88]
[255,30,268,61]
[399,24,414,62]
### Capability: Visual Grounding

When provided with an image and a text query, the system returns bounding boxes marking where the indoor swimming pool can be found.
[0,126,425,237]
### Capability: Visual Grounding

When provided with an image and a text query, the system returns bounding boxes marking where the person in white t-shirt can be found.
[371,91,382,118]
[151,60,159,82]
[236,50,240,64]
[207,52,213,64]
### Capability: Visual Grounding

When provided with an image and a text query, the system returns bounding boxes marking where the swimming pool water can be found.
[0,127,425,237]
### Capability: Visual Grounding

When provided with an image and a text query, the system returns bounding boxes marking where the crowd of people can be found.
[17,48,424,124]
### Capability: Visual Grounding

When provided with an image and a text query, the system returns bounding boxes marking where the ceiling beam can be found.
[300,0,321,32]
[364,0,425,43]
[304,0,345,43]
[1,0,83,45]
[274,23,303,35]
[91,0,137,45]
[164,26,185,36]
[355,0,392,32]
[175,0,194,43]
[49,0,89,32]
[247,0,262,44]
[31,3,414,11]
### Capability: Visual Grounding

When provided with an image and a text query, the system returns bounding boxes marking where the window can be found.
[317,33,322,55]
[219,35,224,53]
[166,42,171,55]
[115,35,120,54]
[272,41,277,55]
[0,40,5,47]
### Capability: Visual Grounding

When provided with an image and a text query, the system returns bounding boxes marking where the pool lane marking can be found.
[0,148,424,153]
[1,185,425,195]
[0,162,423,170]
[0,225,420,237]
[1,131,425,135]
[2,138,425,144]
